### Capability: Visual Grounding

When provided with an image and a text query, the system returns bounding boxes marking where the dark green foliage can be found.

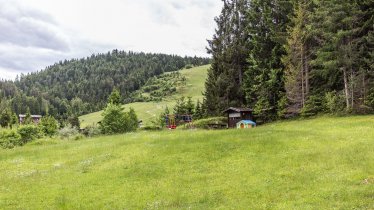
[10,113,18,128]
[173,97,187,115]
[108,89,122,105]
[100,104,139,134]
[277,94,288,119]
[128,72,186,102]
[17,125,42,144]
[193,100,203,120]
[193,117,226,129]
[23,107,32,125]
[100,104,128,134]
[67,115,80,129]
[155,106,170,128]
[186,97,195,116]
[127,108,139,132]
[0,51,209,120]
[300,95,324,117]
[0,130,21,149]
[324,91,346,114]
[0,109,12,128]
[204,0,250,115]
[38,116,59,137]
[204,0,373,121]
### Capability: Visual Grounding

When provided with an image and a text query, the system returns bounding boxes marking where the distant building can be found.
[223,107,254,128]
[19,114,42,124]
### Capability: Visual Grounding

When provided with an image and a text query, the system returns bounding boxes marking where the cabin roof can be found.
[19,114,42,118]
[223,107,253,113]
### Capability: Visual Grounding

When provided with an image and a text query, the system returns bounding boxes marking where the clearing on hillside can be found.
[79,65,209,127]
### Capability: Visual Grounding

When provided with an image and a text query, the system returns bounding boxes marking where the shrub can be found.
[100,104,128,134]
[193,117,227,129]
[100,104,139,134]
[185,64,193,69]
[324,91,345,114]
[82,125,101,137]
[17,125,42,144]
[301,95,324,117]
[58,126,79,140]
[67,116,80,129]
[127,107,139,132]
[38,116,59,137]
[0,130,21,149]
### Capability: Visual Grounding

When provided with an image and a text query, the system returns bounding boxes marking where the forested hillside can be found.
[0,51,209,120]
[203,0,373,121]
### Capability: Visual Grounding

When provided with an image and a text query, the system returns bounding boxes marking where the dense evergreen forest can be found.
[0,51,210,120]
[203,0,373,122]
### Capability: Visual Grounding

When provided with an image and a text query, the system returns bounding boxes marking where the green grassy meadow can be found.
[1,116,373,209]
[79,65,209,128]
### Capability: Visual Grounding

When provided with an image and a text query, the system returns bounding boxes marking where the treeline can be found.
[203,0,373,121]
[0,50,210,120]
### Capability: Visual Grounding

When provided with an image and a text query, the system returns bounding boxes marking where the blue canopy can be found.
[238,120,256,125]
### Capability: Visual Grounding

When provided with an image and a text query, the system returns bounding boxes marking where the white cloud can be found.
[0,0,222,80]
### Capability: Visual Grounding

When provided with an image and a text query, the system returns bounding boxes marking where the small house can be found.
[236,120,256,129]
[223,107,254,128]
[19,114,42,124]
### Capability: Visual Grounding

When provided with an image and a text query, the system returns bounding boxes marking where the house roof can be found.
[223,107,253,113]
[19,114,42,118]
[237,120,256,125]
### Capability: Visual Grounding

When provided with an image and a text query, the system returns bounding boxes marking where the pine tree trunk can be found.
[363,73,366,103]
[304,47,309,97]
[343,68,350,109]
[301,45,305,107]
[351,70,354,108]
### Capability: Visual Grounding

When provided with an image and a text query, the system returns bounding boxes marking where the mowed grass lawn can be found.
[1,116,373,209]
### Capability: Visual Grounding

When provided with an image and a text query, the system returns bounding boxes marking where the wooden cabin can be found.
[19,114,42,124]
[223,107,254,128]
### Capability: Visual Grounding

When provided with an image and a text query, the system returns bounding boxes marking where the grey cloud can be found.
[169,0,216,10]
[0,1,69,51]
[148,1,178,26]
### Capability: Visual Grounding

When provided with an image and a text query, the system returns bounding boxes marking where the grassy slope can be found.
[79,65,209,128]
[1,116,373,209]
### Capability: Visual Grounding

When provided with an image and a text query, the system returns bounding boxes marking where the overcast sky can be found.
[0,0,222,80]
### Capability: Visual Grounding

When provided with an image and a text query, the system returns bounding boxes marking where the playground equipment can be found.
[165,114,194,129]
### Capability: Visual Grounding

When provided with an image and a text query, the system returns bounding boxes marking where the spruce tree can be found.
[244,0,293,121]
[282,1,314,115]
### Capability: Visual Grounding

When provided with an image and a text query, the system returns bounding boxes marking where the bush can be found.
[82,125,101,137]
[185,64,193,69]
[0,130,21,149]
[100,104,129,134]
[17,125,42,144]
[324,91,345,114]
[67,116,80,129]
[194,117,227,129]
[100,104,139,134]
[301,95,324,117]
[58,126,79,140]
[38,116,59,137]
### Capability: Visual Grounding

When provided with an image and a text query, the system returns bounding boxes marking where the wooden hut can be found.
[223,107,254,128]
[19,114,42,124]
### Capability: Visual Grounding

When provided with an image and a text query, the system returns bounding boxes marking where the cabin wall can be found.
[227,111,254,128]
